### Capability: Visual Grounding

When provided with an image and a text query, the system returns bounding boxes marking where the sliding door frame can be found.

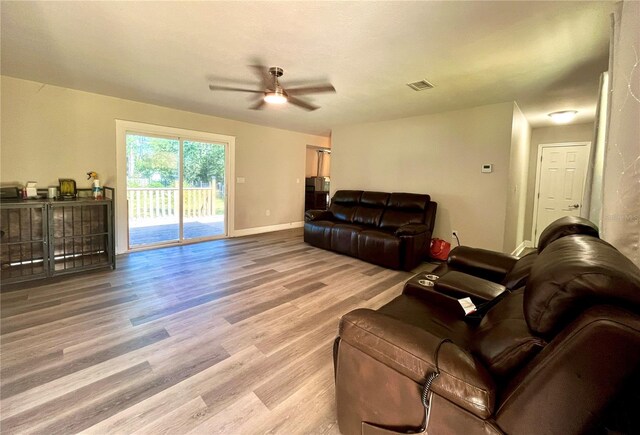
[115,120,236,254]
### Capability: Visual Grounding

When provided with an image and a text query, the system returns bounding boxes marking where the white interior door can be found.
[533,143,590,245]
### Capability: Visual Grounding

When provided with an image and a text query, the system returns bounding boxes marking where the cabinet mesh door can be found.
[0,205,47,280]
[51,204,110,272]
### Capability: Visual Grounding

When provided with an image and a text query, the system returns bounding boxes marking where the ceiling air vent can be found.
[407,80,434,91]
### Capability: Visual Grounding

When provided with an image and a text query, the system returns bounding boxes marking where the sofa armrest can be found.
[304,209,333,222]
[448,246,519,282]
[394,224,429,236]
[434,271,507,302]
[339,308,496,419]
[396,225,432,271]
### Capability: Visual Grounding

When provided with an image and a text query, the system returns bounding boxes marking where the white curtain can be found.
[602,1,640,266]
[318,151,331,177]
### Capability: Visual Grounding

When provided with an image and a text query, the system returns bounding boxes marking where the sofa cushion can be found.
[387,193,430,210]
[378,294,473,346]
[329,190,362,223]
[331,224,363,256]
[525,235,640,337]
[332,190,364,205]
[473,290,546,378]
[360,191,390,207]
[379,193,430,230]
[358,230,402,269]
[353,191,389,227]
[353,207,383,227]
[303,220,335,250]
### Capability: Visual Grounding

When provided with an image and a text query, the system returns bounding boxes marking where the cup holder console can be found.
[417,273,439,287]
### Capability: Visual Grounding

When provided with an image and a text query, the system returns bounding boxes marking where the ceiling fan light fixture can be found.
[210,65,331,110]
[264,89,287,104]
[548,110,578,124]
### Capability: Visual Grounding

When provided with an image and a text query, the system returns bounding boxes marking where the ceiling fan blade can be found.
[288,96,319,111]
[249,99,266,110]
[209,84,264,93]
[249,64,273,90]
[285,84,336,96]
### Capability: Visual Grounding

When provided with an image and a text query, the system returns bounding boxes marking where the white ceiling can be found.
[1,1,617,137]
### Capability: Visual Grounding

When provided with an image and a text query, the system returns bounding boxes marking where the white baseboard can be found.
[232,221,304,237]
[511,240,534,256]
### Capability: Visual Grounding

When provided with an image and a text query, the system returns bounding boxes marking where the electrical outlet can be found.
[452,230,459,239]
[266,209,271,216]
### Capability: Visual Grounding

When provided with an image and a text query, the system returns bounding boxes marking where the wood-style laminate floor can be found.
[0,228,414,434]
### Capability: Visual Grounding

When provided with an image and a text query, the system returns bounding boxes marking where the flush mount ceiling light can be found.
[548,110,578,124]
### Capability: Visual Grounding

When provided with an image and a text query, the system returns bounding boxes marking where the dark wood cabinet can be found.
[1,189,115,285]
[305,190,329,211]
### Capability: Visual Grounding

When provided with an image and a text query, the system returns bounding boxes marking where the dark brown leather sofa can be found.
[432,216,600,290]
[334,229,640,434]
[304,190,437,271]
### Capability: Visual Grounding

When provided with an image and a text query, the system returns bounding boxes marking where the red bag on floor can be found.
[430,238,451,261]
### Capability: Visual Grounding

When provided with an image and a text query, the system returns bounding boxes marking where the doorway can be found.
[532,142,591,246]
[304,146,331,211]
[115,121,235,253]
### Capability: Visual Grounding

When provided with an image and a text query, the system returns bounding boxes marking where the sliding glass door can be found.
[126,134,180,247]
[183,140,226,240]
[126,133,227,249]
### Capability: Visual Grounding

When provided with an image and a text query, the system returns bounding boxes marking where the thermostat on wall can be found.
[481,164,493,173]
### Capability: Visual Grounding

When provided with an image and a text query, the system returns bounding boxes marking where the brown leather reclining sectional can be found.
[334,218,640,434]
[304,190,437,271]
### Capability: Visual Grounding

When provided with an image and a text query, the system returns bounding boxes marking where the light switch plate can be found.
[237,177,245,183]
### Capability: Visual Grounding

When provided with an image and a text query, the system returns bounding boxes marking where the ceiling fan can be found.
[209,65,335,111]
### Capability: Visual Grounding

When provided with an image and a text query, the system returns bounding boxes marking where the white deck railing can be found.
[127,187,218,221]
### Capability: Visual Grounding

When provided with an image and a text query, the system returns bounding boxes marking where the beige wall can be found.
[524,122,594,240]
[1,76,329,246]
[504,103,532,252]
[331,102,515,251]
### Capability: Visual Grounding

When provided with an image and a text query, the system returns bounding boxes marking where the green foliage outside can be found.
[126,135,225,189]
[213,197,225,215]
